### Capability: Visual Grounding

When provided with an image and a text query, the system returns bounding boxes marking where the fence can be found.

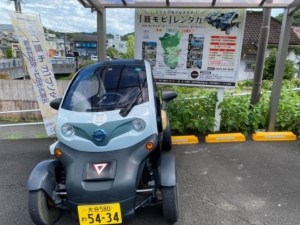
[0,80,70,120]
[1,79,299,128]
[0,60,22,68]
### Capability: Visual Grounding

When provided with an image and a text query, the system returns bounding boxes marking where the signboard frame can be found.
[135,8,247,88]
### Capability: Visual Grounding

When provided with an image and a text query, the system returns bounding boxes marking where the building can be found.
[239,11,300,80]
[0,24,19,59]
[106,35,127,54]
[45,33,57,57]
[72,35,97,57]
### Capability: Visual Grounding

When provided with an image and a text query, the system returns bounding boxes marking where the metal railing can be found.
[0,61,22,68]
[50,58,74,65]
[0,109,43,127]
[1,88,299,127]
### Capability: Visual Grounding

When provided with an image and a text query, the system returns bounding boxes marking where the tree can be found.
[107,46,120,59]
[275,9,300,26]
[6,48,13,58]
[121,32,134,41]
[254,48,296,80]
[125,35,134,59]
[106,33,114,39]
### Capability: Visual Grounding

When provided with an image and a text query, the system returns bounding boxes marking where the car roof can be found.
[83,59,145,70]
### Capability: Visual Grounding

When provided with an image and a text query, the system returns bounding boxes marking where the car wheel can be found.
[226,27,232,35]
[162,185,179,224]
[28,190,63,225]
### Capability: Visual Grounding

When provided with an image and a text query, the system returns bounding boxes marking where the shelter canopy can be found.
[78,0,296,11]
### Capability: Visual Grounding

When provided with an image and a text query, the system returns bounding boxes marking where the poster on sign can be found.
[9,13,60,136]
[135,9,246,88]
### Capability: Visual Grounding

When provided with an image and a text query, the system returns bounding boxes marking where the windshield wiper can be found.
[119,90,143,117]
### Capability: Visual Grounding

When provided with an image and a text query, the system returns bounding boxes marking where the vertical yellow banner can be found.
[9,13,60,136]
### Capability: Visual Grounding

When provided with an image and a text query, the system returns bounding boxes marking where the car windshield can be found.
[224,13,234,19]
[62,64,148,112]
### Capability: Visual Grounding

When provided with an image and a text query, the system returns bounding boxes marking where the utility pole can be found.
[12,0,22,13]
[64,33,66,57]
[11,0,27,80]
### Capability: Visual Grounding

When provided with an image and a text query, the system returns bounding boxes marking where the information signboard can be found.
[135,9,246,88]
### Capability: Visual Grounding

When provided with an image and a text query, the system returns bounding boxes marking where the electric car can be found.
[27,59,179,225]
[204,12,224,27]
[217,12,240,35]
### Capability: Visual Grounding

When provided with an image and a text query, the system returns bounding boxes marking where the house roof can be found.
[243,11,300,55]
[0,24,13,31]
[72,35,97,42]
[0,45,10,49]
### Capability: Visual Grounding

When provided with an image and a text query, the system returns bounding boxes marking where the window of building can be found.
[245,62,255,71]
[119,44,124,48]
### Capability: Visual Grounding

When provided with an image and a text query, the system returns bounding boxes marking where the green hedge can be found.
[160,84,300,136]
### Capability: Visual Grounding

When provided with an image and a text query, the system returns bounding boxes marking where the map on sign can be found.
[159,31,183,69]
[135,8,246,88]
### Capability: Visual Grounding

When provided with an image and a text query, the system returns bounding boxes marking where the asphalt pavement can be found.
[1,132,300,225]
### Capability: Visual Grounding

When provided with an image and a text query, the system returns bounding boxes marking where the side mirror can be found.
[161,90,177,110]
[162,90,177,102]
[50,98,62,110]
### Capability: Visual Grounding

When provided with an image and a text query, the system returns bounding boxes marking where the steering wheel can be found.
[97,92,130,105]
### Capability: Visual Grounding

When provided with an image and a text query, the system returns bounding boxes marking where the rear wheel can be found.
[162,185,179,224]
[225,27,232,35]
[28,190,63,225]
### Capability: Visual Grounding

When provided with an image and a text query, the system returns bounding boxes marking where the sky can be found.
[0,0,284,36]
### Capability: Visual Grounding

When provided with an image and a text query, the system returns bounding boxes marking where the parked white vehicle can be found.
[91,55,112,61]
[91,55,98,61]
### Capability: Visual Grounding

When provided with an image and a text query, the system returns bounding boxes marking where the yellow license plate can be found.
[78,203,122,225]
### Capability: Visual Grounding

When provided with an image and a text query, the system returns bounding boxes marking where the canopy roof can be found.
[78,0,298,11]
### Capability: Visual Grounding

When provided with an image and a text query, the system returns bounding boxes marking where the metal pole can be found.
[17,0,22,13]
[97,9,107,62]
[14,0,19,12]
[64,33,66,56]
[267,9,293,131]
[250,0,272,105]
[11,0,28,80]
[214,88,224,132]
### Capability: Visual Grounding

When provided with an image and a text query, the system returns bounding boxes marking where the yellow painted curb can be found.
[252,132,296,141]
[205,133,246,143]
[171,135,199,145]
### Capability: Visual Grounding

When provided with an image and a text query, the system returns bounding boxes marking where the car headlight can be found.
[61,123,75,137]
[132,119,146,132]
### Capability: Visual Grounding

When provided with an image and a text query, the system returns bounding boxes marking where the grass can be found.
[55,73,75,80]
[0,117,43,122]
[35,134,48,138]
[6,135,22,139]
[35,134,57,138]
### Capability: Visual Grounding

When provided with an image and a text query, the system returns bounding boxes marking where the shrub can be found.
[252,48,296,80]
[0,73,11,79]
[164,88,217,134]
[55,73,75,80]
[161,85,300,136]
[79,60,96,69]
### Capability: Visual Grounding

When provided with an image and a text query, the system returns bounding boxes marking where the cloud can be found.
[0,0,135,35]
[0,1,284,35]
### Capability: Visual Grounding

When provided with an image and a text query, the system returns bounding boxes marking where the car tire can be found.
[162,185,179,224]
[28,190,63,225]
[226,27,232,35]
